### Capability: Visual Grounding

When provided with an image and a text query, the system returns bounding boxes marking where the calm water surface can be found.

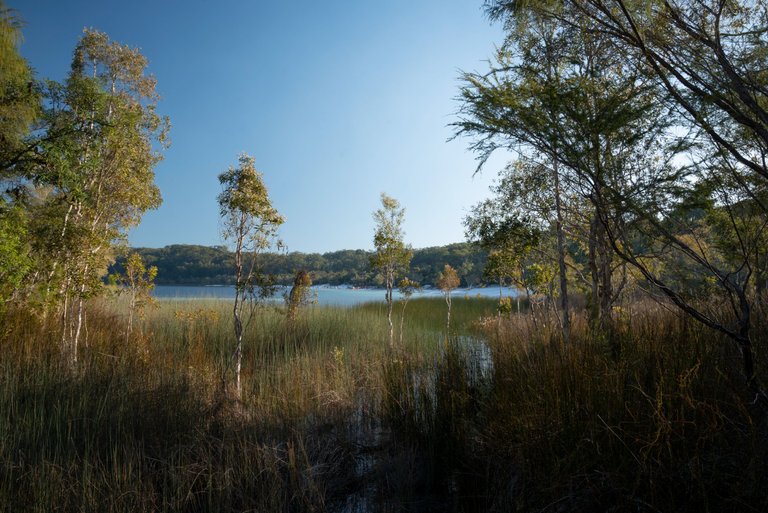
[153,285,518,307]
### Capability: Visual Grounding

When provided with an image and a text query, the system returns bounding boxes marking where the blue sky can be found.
[12,0,510,252]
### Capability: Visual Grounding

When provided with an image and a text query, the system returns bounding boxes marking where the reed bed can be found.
[1,296,766,512]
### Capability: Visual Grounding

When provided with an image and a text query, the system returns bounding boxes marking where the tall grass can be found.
[1,296,766,512]
[381,302,768,512]
[0,297,457,512]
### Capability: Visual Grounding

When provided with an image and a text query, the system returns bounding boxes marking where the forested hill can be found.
[112,243,488,287]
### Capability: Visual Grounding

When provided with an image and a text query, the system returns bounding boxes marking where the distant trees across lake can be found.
[111,243,489,288]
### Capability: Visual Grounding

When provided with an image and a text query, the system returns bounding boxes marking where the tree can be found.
[112,252,157,343]
[484,248,517,320]
[528,0,768,196]
[437,264,461,332]
[456,5,680,347]
[285,269,313,322]
[218,153,284,398]
[371,193,412,346]
[397,277,421,345]
[466,158,579,338]
[465,190,548,328]
[21,29,168,365]
[480,0,768,400]
[0,0,39,175]
[0,2,38,309]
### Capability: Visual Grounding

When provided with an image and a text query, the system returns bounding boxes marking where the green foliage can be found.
[285,269,313,321]
[217,153,284,299]
[111,252,158,341]
[0,201,30,304]
[397,277,421,298]
[497,296,513,315]
[473,0,768,389]
[370,193,412,288]
[218,155,283,240]
[436,263,460,293]
[217,153,284,394]
[0,26,170,362]
[371,193,413,343]
[437,264,461,330]
[0,1,40,173]
[465,175,545,296]
[115,252,158,297]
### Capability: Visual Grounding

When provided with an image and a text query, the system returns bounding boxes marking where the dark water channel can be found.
[336,335,493,513]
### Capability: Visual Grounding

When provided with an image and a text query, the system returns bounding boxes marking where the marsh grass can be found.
[1,296,766,512]
[0,297,458,512]
[380,302,768,512]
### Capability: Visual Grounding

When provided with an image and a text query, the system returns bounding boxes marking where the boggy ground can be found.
[1,297,766,512]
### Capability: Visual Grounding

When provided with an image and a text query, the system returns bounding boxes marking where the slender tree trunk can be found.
[387,279,395,347]
[588,216,600,327]
[231,249,244,399]
[227,219,246,399]
[498,276,503,331]
[524,287,538,330]
[597,221,613,333]
[445,292,452,332]
[71,261,91,366]
[549,281,563,336]
[387,272,394,347]
[521,263,539,331]
[73,297,84,365]
[126,289,136,343]
[734,290,768,407]
[553,160,571,343]
[233,305,243,398]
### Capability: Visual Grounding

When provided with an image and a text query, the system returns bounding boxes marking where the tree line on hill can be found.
[109,243,489,288]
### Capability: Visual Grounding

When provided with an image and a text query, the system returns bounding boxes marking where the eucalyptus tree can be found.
[112,252,157,343]
[285,269,313,322]
[371,193,412,346]
[437,264,461,332]
[397,277,421,345]
[25,29,168,364]
[218,153,284,398]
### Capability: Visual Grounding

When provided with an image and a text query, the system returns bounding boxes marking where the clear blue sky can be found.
[12,0,510,252]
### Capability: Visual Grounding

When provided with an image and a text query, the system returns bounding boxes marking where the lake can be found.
[153,284,518,307]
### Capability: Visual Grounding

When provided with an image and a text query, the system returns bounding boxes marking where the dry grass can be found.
[1,296,766,512]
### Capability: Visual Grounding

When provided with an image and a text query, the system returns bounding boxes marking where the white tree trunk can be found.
[553,158,571,344]
[445,292,452,332]
[386,271,394,347]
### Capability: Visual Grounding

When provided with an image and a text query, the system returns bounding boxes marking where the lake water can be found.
[153,284,518,307]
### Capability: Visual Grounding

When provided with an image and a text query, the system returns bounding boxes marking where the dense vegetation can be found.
[2,298,766,512]
[3,0,768,511]
[110,243,488,287]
